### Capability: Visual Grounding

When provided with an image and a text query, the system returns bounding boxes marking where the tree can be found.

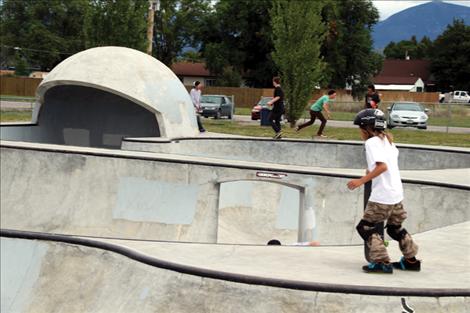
[430,19,470,91]
[383,36,432,60]
[322,0,381,99]
[199,0,277,87]
[85,0,148,52]
[151,0,212,67]
[270,0,326,126]
[1,0,89,71]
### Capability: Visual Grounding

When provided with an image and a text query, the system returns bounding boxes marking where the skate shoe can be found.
[273,132,283,139]
[362,262,393,274]
[294,126,300,133]
[392,257,421,271]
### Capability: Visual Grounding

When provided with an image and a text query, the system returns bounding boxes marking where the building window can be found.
[205,79,216,86]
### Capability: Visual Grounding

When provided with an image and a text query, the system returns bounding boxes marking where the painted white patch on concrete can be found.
[1,238,48,313]
[114,177,198,224]
[276,186,299,230]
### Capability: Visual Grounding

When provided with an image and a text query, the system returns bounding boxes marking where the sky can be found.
[373,0,470,20]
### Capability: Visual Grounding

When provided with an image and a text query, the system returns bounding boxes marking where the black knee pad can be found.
[356,219,380,242]
[386,224,408,241]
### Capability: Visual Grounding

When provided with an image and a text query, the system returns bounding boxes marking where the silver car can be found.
[200,95,234,119]
[387,102,429,130]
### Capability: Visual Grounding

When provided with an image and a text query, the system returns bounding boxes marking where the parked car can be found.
[439,90,470,103]
[387,102,429,129]
[200,95,234,119]
[251,97,273,120]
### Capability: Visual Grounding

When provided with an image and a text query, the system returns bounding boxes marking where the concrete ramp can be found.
[1,223,469,313]
[1,141,469,245]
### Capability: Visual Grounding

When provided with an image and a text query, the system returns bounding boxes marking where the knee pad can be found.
[356,219,380,242]
[386,224,408,241]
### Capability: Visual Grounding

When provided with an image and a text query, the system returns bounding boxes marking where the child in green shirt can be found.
[295,90,336,138]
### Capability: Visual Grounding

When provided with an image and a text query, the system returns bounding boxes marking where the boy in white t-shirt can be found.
[347,109,420,274]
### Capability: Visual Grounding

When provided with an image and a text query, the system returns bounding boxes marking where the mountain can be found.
[372,1,470,50]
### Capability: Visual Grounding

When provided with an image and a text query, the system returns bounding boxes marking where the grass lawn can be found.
[0,110,32,122]
[2,110,469,147]
[235,107,470,128]
[203,119,470,148]
[0,95,35,102]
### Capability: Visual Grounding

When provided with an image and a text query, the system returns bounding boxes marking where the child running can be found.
[347,109,420,274]
[295,90,336,138]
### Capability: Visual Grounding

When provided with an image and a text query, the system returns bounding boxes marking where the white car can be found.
[387,102,429,130]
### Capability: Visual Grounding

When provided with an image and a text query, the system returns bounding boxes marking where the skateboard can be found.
[363,181,384,262]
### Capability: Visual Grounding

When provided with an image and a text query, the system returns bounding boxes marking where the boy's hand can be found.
[347,179,363,190]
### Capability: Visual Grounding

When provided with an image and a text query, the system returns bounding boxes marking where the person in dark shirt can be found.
[365,84,381,109]
[267,76,285,139]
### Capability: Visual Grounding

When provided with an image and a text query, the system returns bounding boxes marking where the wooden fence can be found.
[1,76,439,106]
[0,77,42,97]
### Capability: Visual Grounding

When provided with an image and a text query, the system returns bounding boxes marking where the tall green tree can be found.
[85,0,147,51]
[322,0,381,99]
[383,36,433,60]
[200,0,276,87]
[151,0,211,67]
[270,0,326,126]
[1,0,89,71]
[430,19,470,91]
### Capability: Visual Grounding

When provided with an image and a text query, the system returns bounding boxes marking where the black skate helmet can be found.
[353,109,385,131]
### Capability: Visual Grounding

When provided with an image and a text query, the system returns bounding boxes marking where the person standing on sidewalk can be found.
[347,109,420,274]
[190,81,206,133]
[295,89,336,138]
[267,76,285,139]
[365,84,381,109]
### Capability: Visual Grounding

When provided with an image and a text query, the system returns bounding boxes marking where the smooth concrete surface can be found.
[122,137,470,170]
[33,46,198,138]
[1,141,469,246]
[1,86,160,148]
[1,223,469,313]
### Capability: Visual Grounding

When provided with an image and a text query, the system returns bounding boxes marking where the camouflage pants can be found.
[363,201,418,263]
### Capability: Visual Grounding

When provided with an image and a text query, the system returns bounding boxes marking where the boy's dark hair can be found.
[194,81,201,87]
[367,84,375,92]
[267,239,282,245]
[273,76,281,84]
[327,89,336,95]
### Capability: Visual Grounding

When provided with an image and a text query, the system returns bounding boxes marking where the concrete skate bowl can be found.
[1,140,469,246]
[1,141,469,312]
[122,136,470,170]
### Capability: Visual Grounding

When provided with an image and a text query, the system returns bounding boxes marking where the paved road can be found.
[234,114,470,134]
[0,100,35,110]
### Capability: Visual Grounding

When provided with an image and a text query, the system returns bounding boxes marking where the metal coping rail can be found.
[1,228,469,298]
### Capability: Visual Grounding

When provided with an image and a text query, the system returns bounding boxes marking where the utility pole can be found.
[146,0,160,55]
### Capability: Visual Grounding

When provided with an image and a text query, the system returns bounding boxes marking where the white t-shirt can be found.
[365,136,404,204]
[190,88,201,108]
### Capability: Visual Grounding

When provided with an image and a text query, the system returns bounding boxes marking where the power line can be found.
[1,45,75,55]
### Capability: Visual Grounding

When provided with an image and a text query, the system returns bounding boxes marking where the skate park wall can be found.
[1,236,468,313]
[1,142,468,245]
[122,137,470,170]
[1,86,160,148]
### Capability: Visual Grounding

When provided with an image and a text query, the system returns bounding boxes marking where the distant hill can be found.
[372,1,470,50]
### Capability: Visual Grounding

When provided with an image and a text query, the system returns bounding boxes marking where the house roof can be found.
[171,62,214,77]
[373,59,431,85]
